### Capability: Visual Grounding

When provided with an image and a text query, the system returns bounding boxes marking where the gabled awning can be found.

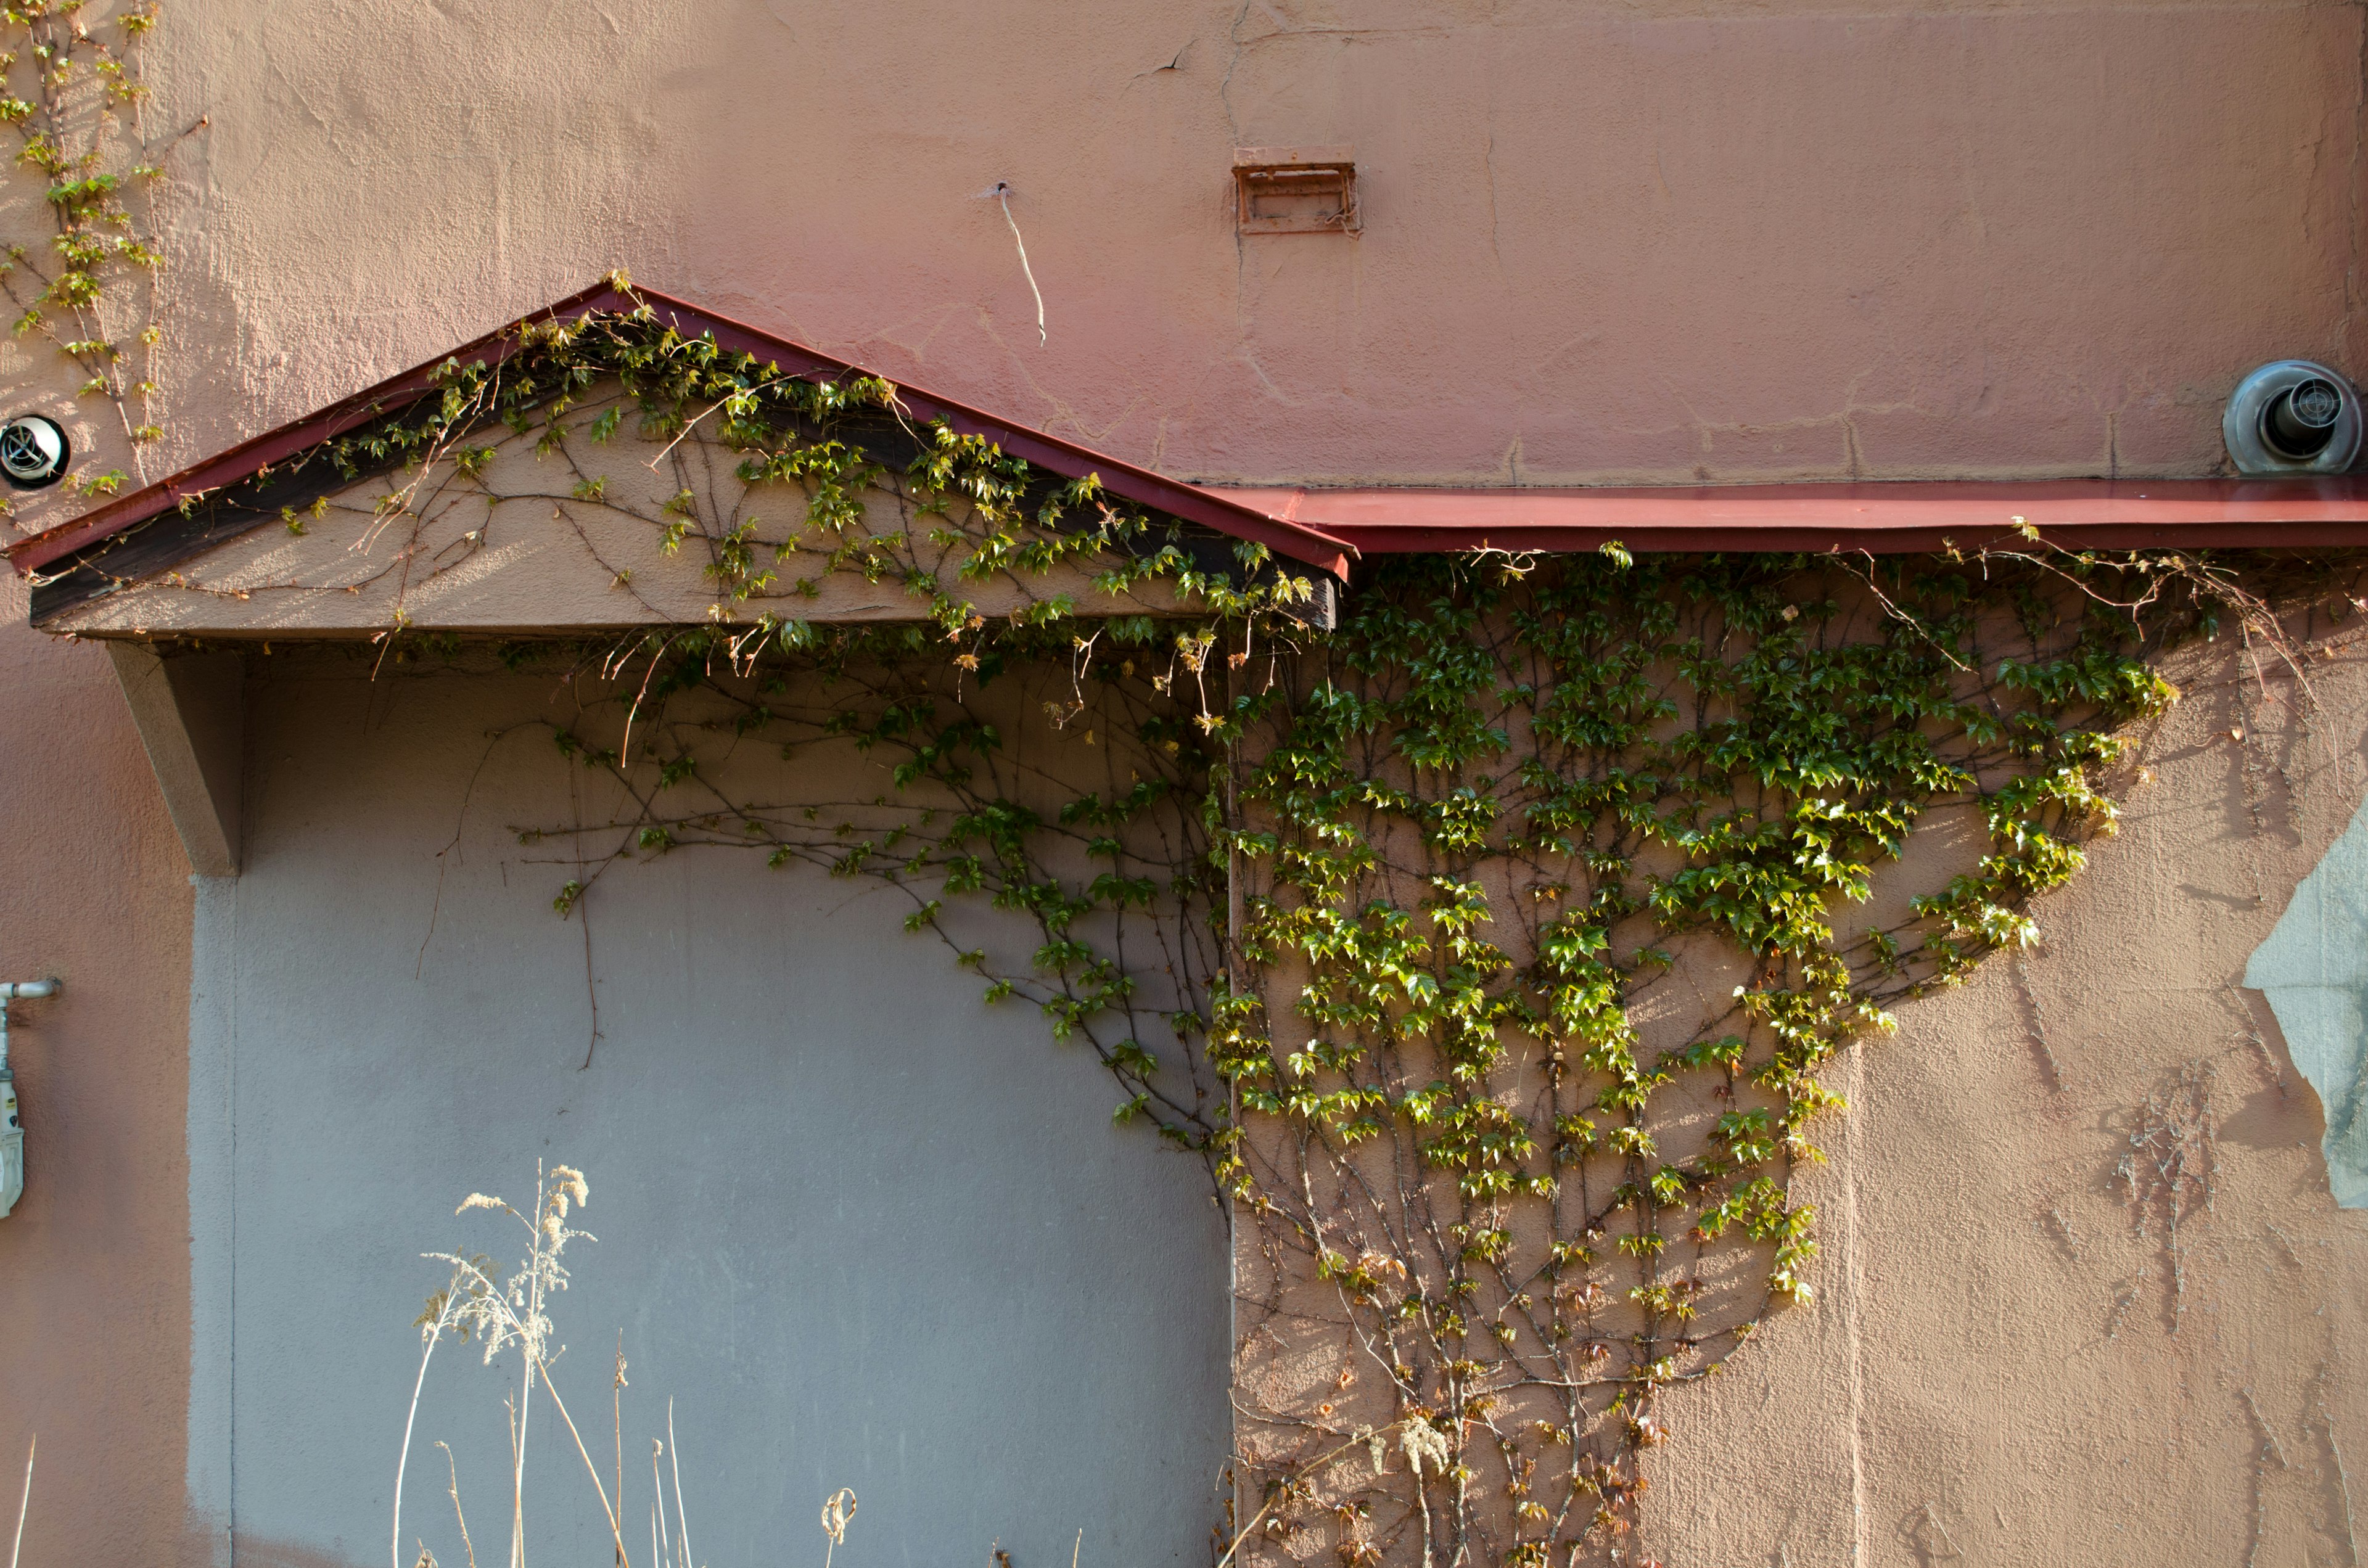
[30,284,2368,881]
[5,279,1362,605]
[15,281,2368,630]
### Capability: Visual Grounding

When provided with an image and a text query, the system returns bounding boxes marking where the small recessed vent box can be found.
[1233,146,1359,235]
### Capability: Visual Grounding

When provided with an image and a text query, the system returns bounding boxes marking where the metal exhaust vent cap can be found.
[2225,359,2364,474]
[0,414,67,490]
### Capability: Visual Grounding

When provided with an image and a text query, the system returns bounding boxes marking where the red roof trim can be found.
[1204,480,2368,554]
[7,281,1357,581]
[18,284,2364,586]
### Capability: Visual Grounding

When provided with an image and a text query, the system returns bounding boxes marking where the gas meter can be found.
[0,979,60,1218]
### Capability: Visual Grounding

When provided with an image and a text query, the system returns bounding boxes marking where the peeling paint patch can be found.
[2245,792,2368,1209]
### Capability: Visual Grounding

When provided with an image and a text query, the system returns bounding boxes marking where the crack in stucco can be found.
[1483,129,1503,275]
[2319,1389,2363,1566]
[1842,1041,1869,1567]
[2242,1387,2290,1568]
[2232,1375,2366,1567]
[2348,0,2366,359]
[2011,949,2065,1090]
[1899,1502,1963,1567]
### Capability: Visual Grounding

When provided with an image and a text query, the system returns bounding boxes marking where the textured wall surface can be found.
[1644,630,2368,1566]
[6,0,2364,548]
[192,652,1229,1568]
[0,581,195,1567]
[0,0,2359,1563]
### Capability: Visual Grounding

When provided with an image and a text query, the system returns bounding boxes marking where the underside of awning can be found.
[27,285,2364,882]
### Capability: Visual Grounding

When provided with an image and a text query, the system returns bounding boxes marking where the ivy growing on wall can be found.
[91,295,2331,1567]
[0,0,192,506]
[0,3,2343,1563]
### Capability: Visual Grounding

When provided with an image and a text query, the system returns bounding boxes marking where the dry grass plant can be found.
[394,1162,712,1568]
[394,1162,876,1568]
[8,1435,30,1568]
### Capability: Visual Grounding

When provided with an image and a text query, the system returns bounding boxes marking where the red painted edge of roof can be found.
[5,281,1357,581]
[1204,480,2368,554]
[18,283,2367,588]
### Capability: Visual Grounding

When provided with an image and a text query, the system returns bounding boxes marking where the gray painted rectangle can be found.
[191,659,1229,1568]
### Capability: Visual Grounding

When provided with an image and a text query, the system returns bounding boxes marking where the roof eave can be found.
[8,281,1358,583]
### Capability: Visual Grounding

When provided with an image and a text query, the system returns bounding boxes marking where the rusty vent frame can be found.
[1233,146,1359,235]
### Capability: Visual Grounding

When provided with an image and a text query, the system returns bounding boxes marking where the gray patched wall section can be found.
[2247,792,2368,1210]
[187,655,1230,1568]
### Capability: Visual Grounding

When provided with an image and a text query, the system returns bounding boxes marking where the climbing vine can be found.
[0,0,191,509]
[92,297,2350,1567]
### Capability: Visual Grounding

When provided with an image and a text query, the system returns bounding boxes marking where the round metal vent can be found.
[0,415,67,490]
[2224,360,2364,474]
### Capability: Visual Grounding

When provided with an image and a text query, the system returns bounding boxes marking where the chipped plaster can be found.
[2247,792,2368,1209]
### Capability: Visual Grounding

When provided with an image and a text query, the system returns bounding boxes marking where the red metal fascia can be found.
[7,282,1356,581]
[615,293,1357,578]
[27,289,2367,586]
[7,281,633,575]
[1202,480,2368,553]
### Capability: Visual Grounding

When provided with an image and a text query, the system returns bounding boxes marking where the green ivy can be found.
[0,0,173,498]
[157,300,2324,1567]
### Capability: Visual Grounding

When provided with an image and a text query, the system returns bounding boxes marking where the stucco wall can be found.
[187,651,1230,1568]
[1642,627,2368,1565]
[178,658,1231,1568]
[149,591,2368,1568]
[0,1,2362,1564]
[0,586,195,1567]
[6,0,2362,548]
[1195,595,2368,1567]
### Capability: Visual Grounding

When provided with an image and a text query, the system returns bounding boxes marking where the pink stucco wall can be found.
[0,1,2358,1562]
[3,0,2350,552]
[0,576,192,1566]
